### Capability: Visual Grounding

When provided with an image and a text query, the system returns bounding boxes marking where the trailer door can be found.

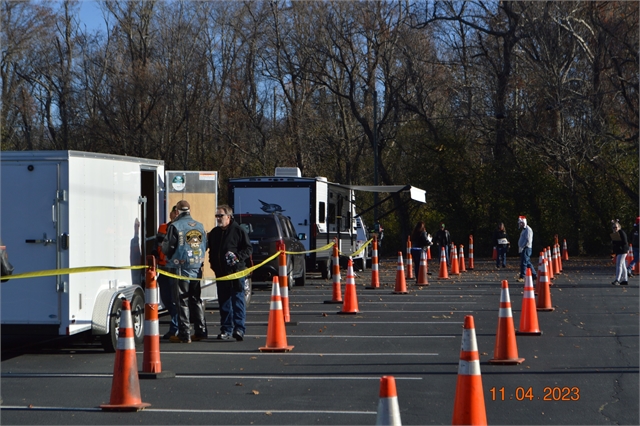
[1,162,61,325]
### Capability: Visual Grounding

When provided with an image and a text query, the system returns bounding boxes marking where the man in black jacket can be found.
[207,205,253,341]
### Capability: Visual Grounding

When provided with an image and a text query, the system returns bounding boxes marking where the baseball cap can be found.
[176,200,190,211]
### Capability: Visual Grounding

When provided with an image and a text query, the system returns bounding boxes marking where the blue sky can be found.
[77,0,106,32]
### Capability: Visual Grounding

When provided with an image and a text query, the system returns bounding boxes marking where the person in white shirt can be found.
[517,216,536,282]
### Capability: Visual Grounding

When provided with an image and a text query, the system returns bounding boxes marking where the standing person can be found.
[154,204,179,339]
[492,222,510,268]
[434,222,451,266]
[207,205,253,341]
[410,221,432,280]
[610,219,629,286]
[517,216,536,282]
[162,200,208,343]
[627,217,639,278]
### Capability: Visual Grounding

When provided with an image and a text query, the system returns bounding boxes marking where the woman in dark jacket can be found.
[410,221,432,280]
[492,223,510,268]
[611,219,629,286]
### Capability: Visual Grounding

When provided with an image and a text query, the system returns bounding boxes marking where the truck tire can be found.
[320,260,330,280]
[287,269,294,291]
[294,262,306,286]
[244,276,252,306]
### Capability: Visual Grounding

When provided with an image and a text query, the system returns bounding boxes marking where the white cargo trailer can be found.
[229,168,362,277]
[1,151,165,352]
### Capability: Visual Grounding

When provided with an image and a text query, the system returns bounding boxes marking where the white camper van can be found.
[0,151,165,352]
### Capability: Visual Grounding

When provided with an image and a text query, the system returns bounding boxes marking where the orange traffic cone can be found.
[438,247,449,279]
[459,245,467,272]
[140,256,174,380]
[535,251,545,295]
[406,236,414,280]
[492,246,497,260]
[325,243,343,303]
[100,299,151,411]
[339,258,360,314]
[393,252,409,294]
[517,267,542,336]
[626,244,633,268]
[452,315,487,425]
[427,245,431,260]
[277,245,291,322]
[551,245,560,275]
[376,376,402,426]
[260,277,294,352]
[536,266,555,312]
[488,280,525,365]
[415,249,429,286]
[367,236,380,289]
[556,243,563,272]
[450,244,460,275]
[468,235,474,270]
[562,239,569,261]
[546,247,555,281]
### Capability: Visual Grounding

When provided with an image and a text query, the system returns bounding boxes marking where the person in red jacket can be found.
[154,204,179,338]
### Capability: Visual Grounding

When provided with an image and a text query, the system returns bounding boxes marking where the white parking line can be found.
[159,352,440,356]
[0,406,377,415]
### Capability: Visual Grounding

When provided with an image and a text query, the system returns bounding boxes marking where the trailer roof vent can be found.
[316,176,328,182]
[274,167,301,177]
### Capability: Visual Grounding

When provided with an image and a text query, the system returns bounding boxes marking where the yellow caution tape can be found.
[1,265,147,281]
[1,239,366,284]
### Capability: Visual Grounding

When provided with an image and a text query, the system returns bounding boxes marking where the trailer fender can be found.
[92,286,142,335]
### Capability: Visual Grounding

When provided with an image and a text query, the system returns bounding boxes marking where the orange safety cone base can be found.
[414,282,429,286]
[259,345,294,352]
[393,290,409,294]
[365,286,381,289]
[488,357,524,365]
[337,310,359,315]
[537,306,555,312]
[324,300,343,304]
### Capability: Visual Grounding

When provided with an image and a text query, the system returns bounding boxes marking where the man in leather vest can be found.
[162,200,208,343]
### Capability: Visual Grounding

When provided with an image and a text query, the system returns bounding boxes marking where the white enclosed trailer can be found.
[1,151,164,352]
[229,168,361,277]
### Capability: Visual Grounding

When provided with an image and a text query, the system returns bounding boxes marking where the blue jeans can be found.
[158,268,179,334]
[217,277,246,335]
[411,248,423,278]
[628,247,639,271]
[496,246,507,267]
[519,247,536,278]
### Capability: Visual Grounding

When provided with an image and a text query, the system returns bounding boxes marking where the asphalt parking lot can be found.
[1,257,638,425]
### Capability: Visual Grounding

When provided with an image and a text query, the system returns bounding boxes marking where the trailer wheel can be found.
[294,262,306,286]
[130,291,145,346]
[244,276,252,306]
[100,297,123,353]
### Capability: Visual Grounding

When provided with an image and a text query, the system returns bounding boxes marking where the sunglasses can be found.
[215,214,226,218]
